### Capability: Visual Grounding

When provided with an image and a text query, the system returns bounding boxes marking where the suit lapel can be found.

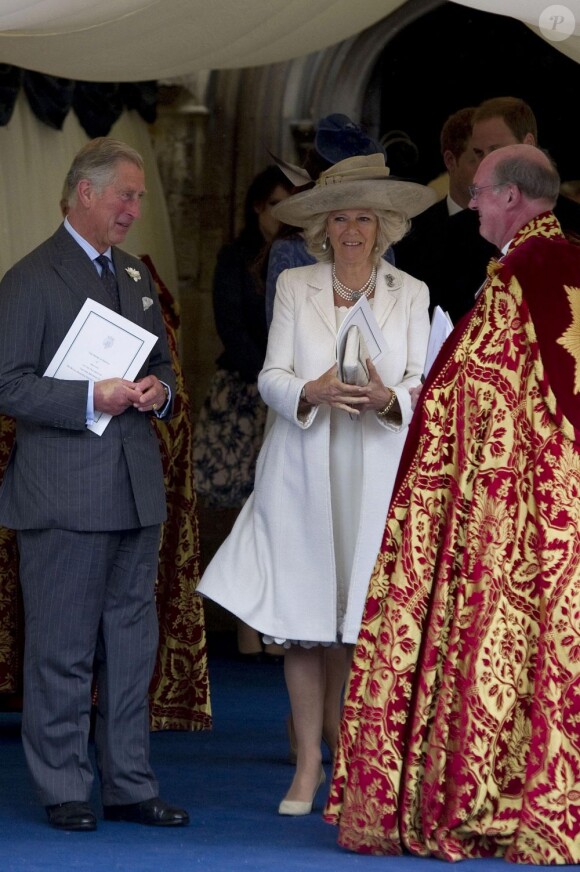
[306,263,337,337]
[112,250,142,323]
[49,225,148,323]
[304,260,403,346]
[50,224,117,311]
[114,251,158,327]
[372,261,401,331]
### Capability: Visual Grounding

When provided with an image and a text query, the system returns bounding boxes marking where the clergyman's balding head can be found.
[469,144,559,249]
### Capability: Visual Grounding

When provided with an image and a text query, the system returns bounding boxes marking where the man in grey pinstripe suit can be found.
[0,138,189,831]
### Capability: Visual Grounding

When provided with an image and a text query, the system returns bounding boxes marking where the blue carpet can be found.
[0,641,547,871]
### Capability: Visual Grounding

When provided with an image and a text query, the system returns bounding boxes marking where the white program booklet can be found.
[422,305,454,381]
[44,297,158,435]
[336,295,387,382]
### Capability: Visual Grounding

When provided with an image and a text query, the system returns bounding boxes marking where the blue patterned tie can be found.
[95,254,120,311]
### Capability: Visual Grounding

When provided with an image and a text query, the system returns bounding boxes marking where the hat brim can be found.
[271,178,436,226]
[266,148,312,187]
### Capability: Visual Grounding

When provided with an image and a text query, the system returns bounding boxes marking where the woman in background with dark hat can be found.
[198,153,434,817]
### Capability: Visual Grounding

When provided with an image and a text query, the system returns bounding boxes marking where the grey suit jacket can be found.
[0,224,175,531]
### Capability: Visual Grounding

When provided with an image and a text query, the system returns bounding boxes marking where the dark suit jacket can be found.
[212,234,268,383]
[554,193,580,246]
[0,224,175,531]
[393,199,497,323]
[394,193,580,324]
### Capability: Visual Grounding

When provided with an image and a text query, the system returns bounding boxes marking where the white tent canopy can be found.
[0,0,578,290]
[0,0,578,81]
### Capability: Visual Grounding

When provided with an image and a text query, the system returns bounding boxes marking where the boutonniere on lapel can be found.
[142,297,154,311]
[125,267,141,282]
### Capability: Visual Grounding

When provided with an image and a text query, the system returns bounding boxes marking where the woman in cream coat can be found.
[198,154,434,816]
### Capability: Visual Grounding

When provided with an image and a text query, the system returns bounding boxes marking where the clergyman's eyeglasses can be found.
[468,183,507,200]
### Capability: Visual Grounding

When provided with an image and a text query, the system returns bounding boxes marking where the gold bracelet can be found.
[377,389,397,418]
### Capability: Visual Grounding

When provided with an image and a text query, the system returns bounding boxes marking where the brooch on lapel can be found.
[385,274,395,288]
[125,267,141,282]
[142,297,154,311]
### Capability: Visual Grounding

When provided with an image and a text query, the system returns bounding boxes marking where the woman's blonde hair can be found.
[304,209,410,264]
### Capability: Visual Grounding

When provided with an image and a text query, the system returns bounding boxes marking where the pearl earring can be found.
[321,236,329,251]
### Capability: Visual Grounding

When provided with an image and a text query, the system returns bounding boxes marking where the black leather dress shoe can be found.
[46,801,97,831]
[103,797,189,826]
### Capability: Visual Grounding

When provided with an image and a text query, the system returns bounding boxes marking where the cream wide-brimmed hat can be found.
[271,153,436,227]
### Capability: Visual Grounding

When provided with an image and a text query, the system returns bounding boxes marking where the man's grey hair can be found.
[492,150,560,205]
[65,137,144,206]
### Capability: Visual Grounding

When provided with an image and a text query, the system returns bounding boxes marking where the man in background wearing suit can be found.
[393,107,496,322]
[471,96,580,246]
[0,138,188,831]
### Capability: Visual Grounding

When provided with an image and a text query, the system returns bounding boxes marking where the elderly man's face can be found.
[83,160,146,253]
[468,155,511,248]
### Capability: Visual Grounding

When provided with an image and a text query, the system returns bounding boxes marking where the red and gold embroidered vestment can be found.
[325,213,580,864]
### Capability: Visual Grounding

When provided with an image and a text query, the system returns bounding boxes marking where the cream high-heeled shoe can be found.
[278,767,326,816]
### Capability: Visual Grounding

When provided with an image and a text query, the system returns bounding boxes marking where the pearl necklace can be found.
[332,263,377,302]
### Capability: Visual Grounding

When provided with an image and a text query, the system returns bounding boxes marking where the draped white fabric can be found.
[461,0,580,65]
[0,0,577,81]
[0,94,177,291]
[0,0,576,293]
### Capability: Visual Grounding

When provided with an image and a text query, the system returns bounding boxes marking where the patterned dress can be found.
[325,213,580,864]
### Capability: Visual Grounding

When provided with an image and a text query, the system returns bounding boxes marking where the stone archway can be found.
[157,0,442,407]
[154,0,579,408]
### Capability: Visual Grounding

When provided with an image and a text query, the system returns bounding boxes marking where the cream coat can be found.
[197,260,430,643]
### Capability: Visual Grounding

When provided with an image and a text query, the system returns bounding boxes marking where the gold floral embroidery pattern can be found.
[325,214,580,864]
[557,285,580,393]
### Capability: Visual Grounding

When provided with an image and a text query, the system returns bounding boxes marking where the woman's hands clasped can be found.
[302,359,392,416]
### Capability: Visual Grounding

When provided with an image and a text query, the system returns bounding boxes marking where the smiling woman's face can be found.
[326,209,377,270]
